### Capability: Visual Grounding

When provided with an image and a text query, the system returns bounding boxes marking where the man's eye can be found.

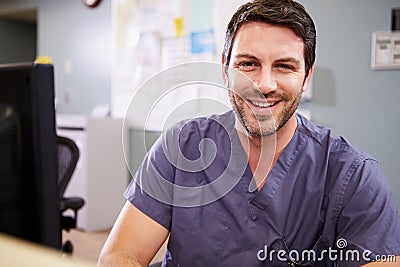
[238,62,257,71]
[276,64,295,71]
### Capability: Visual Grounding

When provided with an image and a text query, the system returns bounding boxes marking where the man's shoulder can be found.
[296,113,374,163]
[175,110,235,128]
[167,110,235,141]
[296,115,386,207]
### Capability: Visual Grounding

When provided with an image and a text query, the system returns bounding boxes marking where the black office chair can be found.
[57,135,85,254]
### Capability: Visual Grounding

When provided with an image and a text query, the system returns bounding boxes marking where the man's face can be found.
[225,22,312,137]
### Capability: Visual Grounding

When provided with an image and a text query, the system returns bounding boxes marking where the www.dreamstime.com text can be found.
[257,238,397,263]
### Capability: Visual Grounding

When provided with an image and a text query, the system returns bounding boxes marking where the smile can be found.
[248,100,279,108]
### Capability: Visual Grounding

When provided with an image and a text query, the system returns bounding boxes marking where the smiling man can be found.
[98,1,400,266]
[226,23,308,138]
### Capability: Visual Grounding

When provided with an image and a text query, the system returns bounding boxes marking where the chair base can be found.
[61,240,73,255]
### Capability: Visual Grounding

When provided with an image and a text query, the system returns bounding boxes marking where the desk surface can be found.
[0,233,95,267]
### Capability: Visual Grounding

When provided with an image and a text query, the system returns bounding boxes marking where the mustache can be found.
[231,89,290,102]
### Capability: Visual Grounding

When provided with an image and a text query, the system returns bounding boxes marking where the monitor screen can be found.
[0,62,61,250]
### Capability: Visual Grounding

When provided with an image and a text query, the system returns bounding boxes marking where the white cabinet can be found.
[56,115,128,231]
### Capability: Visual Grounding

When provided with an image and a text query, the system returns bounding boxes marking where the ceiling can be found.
[0,9,37,23]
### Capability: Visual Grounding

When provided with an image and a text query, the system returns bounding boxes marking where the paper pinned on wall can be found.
[162,37,190,69]
[190,29,214,54]
[174,17,184,37]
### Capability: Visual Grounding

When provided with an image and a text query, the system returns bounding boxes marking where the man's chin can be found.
[244,123,277,137]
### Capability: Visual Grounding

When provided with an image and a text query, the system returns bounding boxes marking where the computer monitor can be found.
[0,62,61,250]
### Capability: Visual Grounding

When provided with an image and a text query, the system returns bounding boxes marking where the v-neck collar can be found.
[245,115,307,219]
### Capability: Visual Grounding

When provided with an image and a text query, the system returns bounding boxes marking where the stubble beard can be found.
[229,89,302,138]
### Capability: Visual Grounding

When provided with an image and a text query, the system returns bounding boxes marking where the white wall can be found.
[37,0,112,115]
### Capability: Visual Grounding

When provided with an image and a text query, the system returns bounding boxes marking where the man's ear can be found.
[221,56,228,86]
[302,65,314,93]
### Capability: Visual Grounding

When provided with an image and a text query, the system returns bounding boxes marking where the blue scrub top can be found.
[124,111,400,267]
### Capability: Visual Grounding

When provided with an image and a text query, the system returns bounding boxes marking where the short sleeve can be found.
[124,133,175,231]
[336,158,400,266]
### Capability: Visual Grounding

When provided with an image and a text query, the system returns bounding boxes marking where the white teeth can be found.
[251,101,276,108]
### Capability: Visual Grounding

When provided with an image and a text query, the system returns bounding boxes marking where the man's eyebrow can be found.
[233,53,260,61]
[233,54,302,66]
[275,57,302,66]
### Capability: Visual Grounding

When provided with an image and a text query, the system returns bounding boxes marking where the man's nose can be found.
[256,68,277,94]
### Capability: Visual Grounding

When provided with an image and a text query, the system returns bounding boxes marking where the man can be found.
[98,0,400,266]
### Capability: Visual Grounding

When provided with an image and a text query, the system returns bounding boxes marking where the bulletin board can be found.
[111,0,219,119]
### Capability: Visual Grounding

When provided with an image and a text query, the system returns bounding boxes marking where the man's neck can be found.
[236,114,299,189]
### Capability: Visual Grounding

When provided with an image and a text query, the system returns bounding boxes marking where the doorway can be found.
[0,9,37,64]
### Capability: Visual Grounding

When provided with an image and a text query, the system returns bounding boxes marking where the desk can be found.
[0,233,95,267]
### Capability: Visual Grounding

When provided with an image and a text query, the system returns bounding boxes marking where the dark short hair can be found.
[222,0,316,78]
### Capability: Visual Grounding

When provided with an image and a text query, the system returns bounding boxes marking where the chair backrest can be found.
[57,136,79,198]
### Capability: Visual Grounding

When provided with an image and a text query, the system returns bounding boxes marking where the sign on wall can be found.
[371,31,400,70]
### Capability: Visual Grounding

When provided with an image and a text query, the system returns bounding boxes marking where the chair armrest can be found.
[60,197,85,212]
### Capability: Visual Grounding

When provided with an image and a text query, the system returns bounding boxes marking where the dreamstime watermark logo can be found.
[122,62,277,207]
[256,238,397,264]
